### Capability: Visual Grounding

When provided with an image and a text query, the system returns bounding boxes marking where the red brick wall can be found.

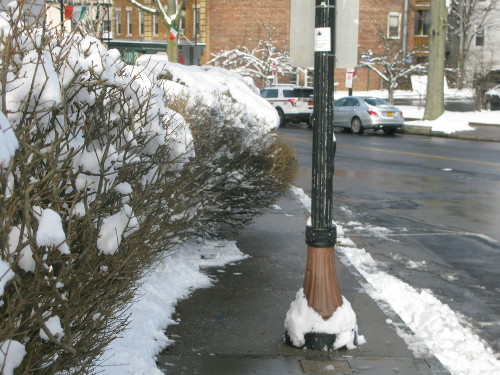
[204,0,290,64]
[195,0,422,92]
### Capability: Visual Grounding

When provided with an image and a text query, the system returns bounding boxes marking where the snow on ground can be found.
[95,240,248,375]
[290,187,500,375]
[89,89,500,374]
[94,184,500,375]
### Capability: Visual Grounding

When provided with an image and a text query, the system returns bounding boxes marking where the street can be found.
[279,124,500,353]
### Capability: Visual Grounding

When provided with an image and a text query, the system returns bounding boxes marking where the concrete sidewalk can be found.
[157,192,452,375]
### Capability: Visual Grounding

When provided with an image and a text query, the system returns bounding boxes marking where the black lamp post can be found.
[302,0,342,347]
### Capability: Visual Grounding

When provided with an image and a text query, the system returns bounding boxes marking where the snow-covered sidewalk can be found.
[94,187,500,375]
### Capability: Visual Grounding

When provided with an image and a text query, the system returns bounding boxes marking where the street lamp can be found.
[305,0,341,319]
[286,0,343,350]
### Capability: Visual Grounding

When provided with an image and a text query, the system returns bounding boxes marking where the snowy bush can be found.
[160,63,296,237]
[0,3,296,374]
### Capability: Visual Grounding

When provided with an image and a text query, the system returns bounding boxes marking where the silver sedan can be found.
[333,96,404,134]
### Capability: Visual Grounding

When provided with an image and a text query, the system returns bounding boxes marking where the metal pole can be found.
[303,0,342,321]
[402,0,409,56]
[60,0,64,31]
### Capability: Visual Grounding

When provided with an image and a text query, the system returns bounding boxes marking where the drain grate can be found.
[301,360,351,374]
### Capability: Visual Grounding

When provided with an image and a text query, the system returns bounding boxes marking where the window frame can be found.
[139,11,144,36]
[153,14,159,35]
[193,7,200,39]
[115,9,122,36]
[475,28,485,47]
[415,9,430,36]
[387,12,401,39]
[126,10,132,36]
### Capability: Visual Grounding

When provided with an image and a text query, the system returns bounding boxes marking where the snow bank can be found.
[290,186,500,375]
[339,245,500,375]
[97,240,248,375]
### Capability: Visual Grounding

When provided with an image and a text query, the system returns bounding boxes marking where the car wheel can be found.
[383,128,396,135]
[277,108,285,127]
[308,113,314,128]
[351,117,364,134]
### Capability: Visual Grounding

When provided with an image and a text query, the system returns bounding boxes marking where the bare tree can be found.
[207,39,295,88]
[358,12,424,103]
[127,0,183,62]
[448,0,499,89]
[424,0,447,120]
[359,50,424,103]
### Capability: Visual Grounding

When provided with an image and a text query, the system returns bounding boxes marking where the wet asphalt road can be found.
[279,124,500,353]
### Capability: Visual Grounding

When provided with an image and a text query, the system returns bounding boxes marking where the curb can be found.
[401,123,500,142]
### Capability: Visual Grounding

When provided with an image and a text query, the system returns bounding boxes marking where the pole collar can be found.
[305,226,337,248]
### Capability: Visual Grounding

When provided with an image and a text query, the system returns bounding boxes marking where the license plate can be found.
[386,112,394,116]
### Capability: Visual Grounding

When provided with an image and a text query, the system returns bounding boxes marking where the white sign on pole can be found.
[315,27,332,52]
[345,68,355,88]
[290,0,359,68]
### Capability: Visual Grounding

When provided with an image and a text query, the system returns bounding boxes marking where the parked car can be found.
[333,96,404,134]
[260,85,314,127]
[484,85,500,110]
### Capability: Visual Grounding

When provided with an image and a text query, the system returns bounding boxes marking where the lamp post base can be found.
[303,246,343,319]
[285,330,359,351]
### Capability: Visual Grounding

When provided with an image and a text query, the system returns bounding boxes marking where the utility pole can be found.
[424,0,447,120]
[302,0,342,348]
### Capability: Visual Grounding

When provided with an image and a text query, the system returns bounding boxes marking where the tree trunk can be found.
[167,25,179,63]
[166,0,180,63]
[424,0,447,120]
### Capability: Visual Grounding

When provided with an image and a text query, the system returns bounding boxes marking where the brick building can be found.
[108,0,430,91]
[108,0,205,64]
[182,0,430,91]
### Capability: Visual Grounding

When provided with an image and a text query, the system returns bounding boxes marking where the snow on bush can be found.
[0,112,18,168]
[0,2,295,374]
[0,340,26,375]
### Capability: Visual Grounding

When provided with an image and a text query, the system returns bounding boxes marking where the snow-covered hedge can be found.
[0,3,295,374]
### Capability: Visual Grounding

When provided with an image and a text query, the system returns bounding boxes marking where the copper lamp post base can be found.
[303,246,343,319]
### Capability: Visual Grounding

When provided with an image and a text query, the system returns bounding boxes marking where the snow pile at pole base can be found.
[284,288,365,350]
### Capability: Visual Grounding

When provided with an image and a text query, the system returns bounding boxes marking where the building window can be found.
[193,7,200,39]
[154,15,159,35]
[139,11,144,35]
[475,28,485,46]
[415,10,430,36]
[127,10,132,35]
[115,10,121,35]
[388,12,401,39]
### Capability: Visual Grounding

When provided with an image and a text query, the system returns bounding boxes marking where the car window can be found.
[334,98,347,107]
[345,98,360,106]
[283,90,296,98]
[293,89,314,98]
[261,89,278,98]
[365,98,390,106]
